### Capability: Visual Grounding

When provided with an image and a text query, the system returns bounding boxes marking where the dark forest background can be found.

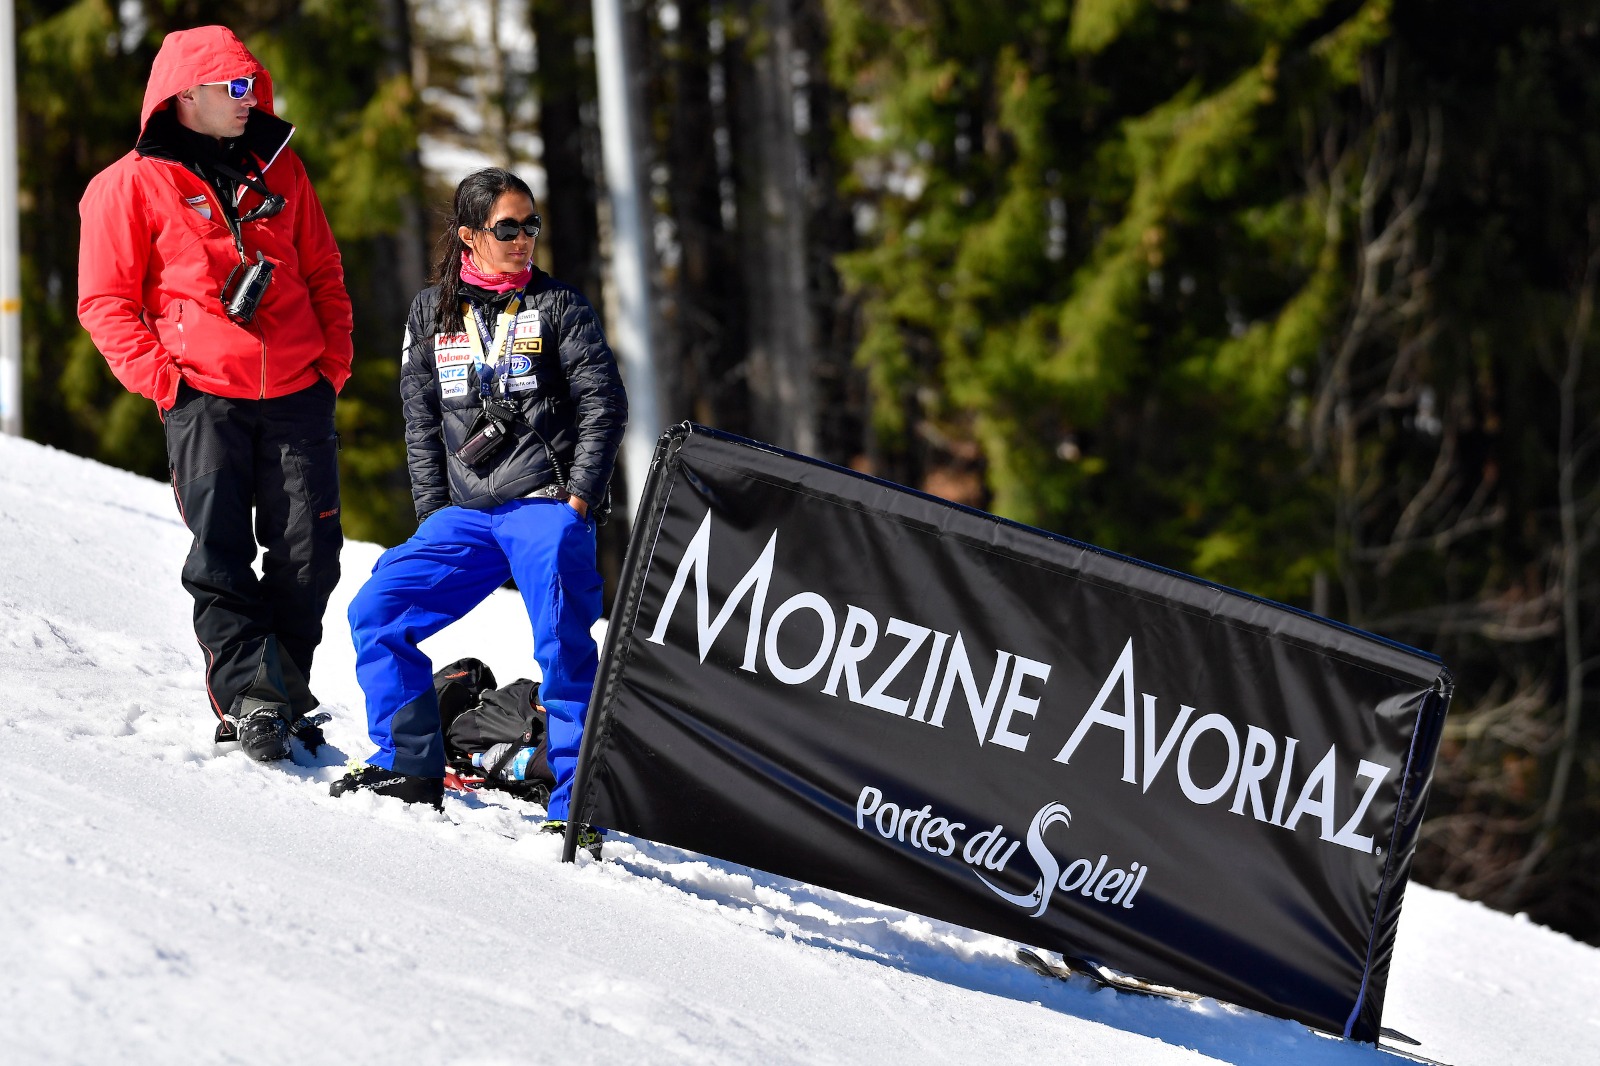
[13,0,1600,944]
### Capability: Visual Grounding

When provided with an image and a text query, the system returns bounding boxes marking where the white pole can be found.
[0,0,22,437]
[590,0,659,522]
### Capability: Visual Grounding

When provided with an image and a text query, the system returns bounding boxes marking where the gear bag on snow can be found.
[431,657,554,790]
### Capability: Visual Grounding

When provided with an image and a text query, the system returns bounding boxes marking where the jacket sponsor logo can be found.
[438,365,468,381]
[854,786,1148,918]
[648,509,1396,856]
[506,375,540,393]
[511,337,543,355]
[514,312,542,338]
[508,354,533,376]
[185,194,212,221]
[434,333,471,368]
[441,381,469,399]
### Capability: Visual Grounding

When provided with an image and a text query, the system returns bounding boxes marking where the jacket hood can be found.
[140,26,277,136]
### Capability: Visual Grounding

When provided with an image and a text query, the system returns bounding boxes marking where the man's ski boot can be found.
[220,642,321,763]
[230,702,292,763]
[543,819,605,859]
[215,709,329,760]
[329,762,445,810]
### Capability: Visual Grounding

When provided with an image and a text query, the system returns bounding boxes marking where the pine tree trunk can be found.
[380,0,428,299]
[667,3,748,432]
[728,0,817,454]
[532,0,603,301]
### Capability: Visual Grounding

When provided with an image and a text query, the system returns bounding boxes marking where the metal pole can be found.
[590,0,659,523]
[0,0,22,437]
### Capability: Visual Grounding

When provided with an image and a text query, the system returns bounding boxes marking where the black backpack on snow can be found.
[431,657,555,794]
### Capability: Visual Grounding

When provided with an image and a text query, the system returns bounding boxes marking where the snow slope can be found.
[1,435,1596,1066]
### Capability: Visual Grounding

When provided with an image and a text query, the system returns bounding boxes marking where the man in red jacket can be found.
[78,26,354,762]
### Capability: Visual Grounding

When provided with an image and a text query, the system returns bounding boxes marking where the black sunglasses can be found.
[482,215,542,242]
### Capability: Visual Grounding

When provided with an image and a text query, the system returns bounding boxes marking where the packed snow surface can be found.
[2,435,1597,1065]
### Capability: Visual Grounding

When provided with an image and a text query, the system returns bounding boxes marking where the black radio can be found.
[222,251,274,324]
[456,399,518,468]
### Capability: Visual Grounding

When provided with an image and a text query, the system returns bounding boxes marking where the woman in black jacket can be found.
[333,168,627,829]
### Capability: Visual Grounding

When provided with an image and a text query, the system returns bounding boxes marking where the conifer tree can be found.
[825,0,1600,943]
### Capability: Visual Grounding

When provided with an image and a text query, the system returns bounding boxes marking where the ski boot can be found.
[230,701,292,763]
[329,762,444,810]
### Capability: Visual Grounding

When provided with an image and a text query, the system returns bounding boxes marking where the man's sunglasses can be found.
[202,75,257,101]
[482,216,542,242]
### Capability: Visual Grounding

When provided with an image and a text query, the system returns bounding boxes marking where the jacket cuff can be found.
[415,499,449,523]
[317,356,352,394]
[567,473,603,510]
[155,364,183,411]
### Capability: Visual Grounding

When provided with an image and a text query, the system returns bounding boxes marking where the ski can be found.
[1015,946,1200,1002]
[1016,948,1454,1064]
[1374,1038,1453,1066]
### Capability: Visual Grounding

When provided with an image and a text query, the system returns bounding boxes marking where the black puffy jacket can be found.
[400,270,628,520]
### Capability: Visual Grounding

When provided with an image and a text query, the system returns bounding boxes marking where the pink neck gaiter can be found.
[460,251,532,293]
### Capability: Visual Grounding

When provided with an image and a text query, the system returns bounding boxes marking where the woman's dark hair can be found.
[432,167,536,332]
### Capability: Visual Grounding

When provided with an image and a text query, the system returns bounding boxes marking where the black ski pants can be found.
[163,379,342,722]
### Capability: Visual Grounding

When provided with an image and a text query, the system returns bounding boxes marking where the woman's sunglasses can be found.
[202,75,257,101]
[482,216,542,242]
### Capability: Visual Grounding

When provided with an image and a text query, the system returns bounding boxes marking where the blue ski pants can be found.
[347,498,603,819]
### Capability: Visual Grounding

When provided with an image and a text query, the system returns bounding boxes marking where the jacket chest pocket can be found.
[161,198,237,285]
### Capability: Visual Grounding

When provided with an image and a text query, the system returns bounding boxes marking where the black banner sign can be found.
[569,425,1452,1041]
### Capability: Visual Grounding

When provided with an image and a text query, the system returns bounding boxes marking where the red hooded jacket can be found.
[78,26,353,409]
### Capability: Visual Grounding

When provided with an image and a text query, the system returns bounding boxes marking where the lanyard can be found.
[463,292,524,399]
[207,161,285,265]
